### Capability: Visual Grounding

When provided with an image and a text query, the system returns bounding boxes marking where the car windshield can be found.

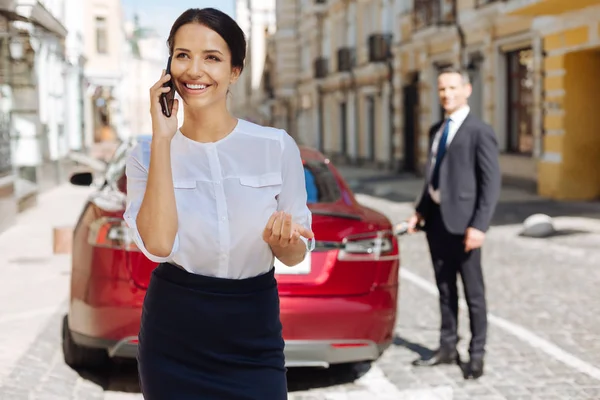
[105,141,129,184]
[303,161,341,204]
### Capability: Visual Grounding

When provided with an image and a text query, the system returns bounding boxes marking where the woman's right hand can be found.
[150,69,179,140]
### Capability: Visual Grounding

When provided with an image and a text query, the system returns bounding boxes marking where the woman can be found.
[123,7,314,399]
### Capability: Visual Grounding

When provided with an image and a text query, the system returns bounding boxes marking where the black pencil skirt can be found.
[137,262,287,400]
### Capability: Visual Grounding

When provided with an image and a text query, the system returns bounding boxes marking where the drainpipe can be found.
[454,3,467,68]
[316,13,324,153]
[386,36,394,171]
[317,84,324,152]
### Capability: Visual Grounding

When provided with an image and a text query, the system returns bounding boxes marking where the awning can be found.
[506,0,600,16]
[0,0,21,20]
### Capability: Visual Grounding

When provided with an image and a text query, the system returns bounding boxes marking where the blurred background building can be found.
[122,14,166,136]
[0,0,133,234]
[229,0,277,124]
[260,0,600,201]
[0,0,599,237]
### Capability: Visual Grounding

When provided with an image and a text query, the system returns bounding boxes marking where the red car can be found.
[63,136,400,369]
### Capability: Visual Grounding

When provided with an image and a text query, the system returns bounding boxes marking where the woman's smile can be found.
[180,81,213,95]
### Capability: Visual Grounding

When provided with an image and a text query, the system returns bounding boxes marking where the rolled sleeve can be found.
[277,130,314,252]
[123,142,179,263]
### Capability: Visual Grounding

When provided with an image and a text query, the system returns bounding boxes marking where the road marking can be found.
[288,366,453,400]
[0,307,56,325]
[352,366,452,399]
[104,393,142,400]
[400,268,600,382]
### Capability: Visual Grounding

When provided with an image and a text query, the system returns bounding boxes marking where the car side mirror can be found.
[70,172,93,187]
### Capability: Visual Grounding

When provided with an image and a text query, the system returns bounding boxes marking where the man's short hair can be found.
[438,66,470,85]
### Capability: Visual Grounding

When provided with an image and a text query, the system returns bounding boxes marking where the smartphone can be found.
[159,56,175,117]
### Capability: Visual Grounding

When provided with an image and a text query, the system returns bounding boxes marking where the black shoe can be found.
[465,358,484,379]
[412,349,459,367]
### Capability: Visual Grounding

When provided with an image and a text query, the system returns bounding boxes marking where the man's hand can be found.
[464,227,485,252]
[407,213,423,234]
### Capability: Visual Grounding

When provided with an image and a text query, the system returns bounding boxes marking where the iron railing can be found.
[413,0,456,31]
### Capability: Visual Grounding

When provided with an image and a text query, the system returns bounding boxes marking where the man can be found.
[406,67,501,379]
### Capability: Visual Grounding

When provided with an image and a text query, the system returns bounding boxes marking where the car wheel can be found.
[62,314,109,370]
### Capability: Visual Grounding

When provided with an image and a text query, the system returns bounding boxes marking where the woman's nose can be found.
[188,57,205,78]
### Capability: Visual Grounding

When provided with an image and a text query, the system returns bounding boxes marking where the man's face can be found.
[437,72,472,115]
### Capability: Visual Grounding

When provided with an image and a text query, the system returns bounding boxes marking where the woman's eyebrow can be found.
[203,49,224,55]
[174,48,224,56]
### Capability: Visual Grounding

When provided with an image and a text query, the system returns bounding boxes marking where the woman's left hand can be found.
[263,211,314,248]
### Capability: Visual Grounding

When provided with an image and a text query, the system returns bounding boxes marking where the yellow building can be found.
[506,0,600,200]
[264,0,600,200]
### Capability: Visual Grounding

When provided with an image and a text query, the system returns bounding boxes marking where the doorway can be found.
[468,53,484,121]
[366,95,375,162]
[339,101,347,157]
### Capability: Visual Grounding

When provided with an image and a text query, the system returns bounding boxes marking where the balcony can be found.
[505,0,599,16]
[368,34,392,63]
[313,0,327,13]
[337,47,356,72]
[314,57,329,79]
[412,0,456,31]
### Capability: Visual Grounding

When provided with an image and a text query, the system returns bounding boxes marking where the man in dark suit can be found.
[406,67,501,379]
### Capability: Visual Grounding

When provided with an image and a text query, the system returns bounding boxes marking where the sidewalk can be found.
[0,183,93,386]
[336,164,600,227]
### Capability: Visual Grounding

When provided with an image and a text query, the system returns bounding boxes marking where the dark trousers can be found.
[425,204,487,359]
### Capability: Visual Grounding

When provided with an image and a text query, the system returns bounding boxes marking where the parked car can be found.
[62,135,400,369]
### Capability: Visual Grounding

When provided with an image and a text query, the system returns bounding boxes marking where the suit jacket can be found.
[415,113,501,234]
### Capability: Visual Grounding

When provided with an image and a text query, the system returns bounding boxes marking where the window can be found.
[322,18,331,57]
[364,2,377,36]
[303,161,342,204]
[96,16,108,54]
[301,42,310,73]
[382,0,393,33]
[347,3,356,47]
[507,48,534,154]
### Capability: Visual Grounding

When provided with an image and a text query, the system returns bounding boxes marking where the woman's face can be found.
[170,23,240,111]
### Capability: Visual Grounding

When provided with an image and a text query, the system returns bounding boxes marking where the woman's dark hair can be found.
[167,8,246,72]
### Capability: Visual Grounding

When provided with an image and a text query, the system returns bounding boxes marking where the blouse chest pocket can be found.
[239,173,282,188]
[173,180,197,189]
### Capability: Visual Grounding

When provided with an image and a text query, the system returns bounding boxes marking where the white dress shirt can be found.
[123,119,314,279]
[428,105,470,204]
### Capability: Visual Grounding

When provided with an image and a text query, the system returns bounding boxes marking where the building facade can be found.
[265,0,600,200]
[82,0,127,145]
[121,15,166,136]
[230,0,277,124]
[0,8,16,233]
[0,0,128,234]
[0,0,75,227]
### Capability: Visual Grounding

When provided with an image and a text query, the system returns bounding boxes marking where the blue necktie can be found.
[431,118,451,190]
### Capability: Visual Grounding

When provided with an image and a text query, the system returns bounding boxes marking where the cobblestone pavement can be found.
[1,168,600,399]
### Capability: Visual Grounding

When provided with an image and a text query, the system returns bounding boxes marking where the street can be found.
[1,169,600,399]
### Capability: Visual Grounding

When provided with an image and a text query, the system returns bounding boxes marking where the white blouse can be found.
[123,119,314,279]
